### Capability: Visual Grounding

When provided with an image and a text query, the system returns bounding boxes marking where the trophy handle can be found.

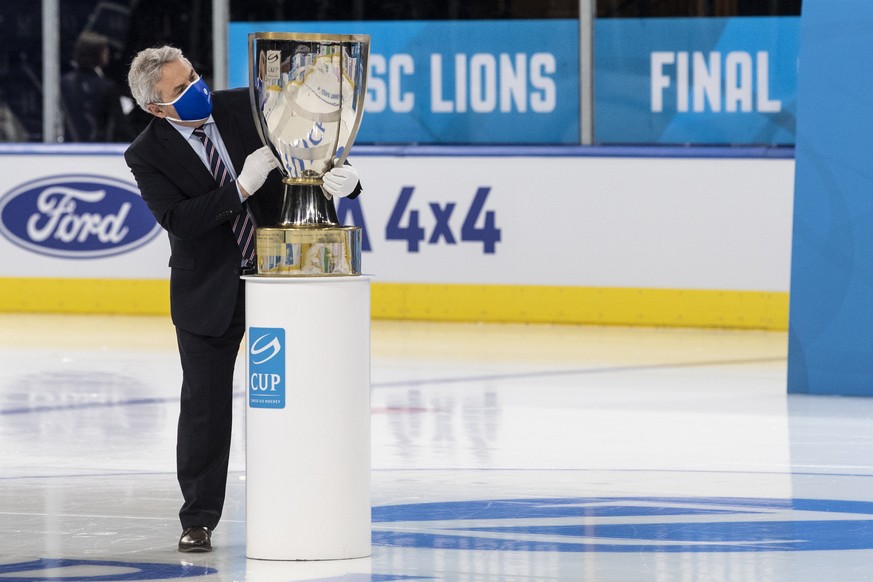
[248,36,268,148]
[248,37,286,179]
[334,40,369,169]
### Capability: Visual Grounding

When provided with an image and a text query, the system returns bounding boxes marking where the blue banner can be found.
[228,20,580,144]
[788,1,873,396]
[595,17,799,145]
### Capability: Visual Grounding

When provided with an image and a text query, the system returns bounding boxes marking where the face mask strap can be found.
[154,76,199,107]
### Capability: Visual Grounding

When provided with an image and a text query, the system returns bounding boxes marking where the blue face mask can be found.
[155,76,213,122]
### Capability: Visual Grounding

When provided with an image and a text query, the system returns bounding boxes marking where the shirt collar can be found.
[167,115,216,140]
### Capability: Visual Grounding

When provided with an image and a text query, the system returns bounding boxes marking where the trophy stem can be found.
[278,183,339,227]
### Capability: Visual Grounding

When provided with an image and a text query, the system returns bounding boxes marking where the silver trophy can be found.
[249,32,369,276]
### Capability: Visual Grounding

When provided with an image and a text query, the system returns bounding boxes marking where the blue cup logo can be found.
[248,327,285,409]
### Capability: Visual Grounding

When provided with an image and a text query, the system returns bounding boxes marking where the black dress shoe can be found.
[178,526,212,552]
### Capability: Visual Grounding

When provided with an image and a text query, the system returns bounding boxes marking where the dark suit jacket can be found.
[125,88,284,337]
[61,69,135,142]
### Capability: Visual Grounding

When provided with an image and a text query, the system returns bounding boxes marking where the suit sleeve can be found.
[125,145,245,241]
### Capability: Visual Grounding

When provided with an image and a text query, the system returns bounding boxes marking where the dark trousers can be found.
[174,281,245,530]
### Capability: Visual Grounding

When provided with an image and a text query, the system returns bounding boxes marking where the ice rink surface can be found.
[2,313,873,581]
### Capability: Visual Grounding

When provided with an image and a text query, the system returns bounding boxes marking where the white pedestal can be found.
[244,275,371,561]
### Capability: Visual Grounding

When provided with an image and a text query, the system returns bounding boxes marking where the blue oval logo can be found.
[0,174,161,259]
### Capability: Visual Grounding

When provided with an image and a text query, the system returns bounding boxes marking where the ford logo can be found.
[0,174,160,259]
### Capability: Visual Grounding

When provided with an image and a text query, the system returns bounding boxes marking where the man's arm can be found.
[125,145,244,241]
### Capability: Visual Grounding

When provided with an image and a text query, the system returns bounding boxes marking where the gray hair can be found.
[127,46,191,111]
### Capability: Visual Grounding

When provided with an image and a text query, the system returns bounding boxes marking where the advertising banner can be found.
[0,149,168,279]
[228,20,580,144]
[595,17,799,145]
[343,152,793,291]
[0,147,794,293]
[788,1,873,395]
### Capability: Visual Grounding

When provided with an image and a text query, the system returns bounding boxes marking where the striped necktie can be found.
[193,125,256,266]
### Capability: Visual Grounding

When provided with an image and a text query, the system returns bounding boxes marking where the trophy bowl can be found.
[248,32,369,276]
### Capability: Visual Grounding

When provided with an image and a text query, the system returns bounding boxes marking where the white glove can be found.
[237,146,279,197]
[322,163,359,199]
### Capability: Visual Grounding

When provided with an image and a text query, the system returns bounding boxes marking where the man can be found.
[124,46,361,552]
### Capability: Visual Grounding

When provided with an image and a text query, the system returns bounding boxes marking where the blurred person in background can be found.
[0,99,27,141]
[61,31,134,142]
